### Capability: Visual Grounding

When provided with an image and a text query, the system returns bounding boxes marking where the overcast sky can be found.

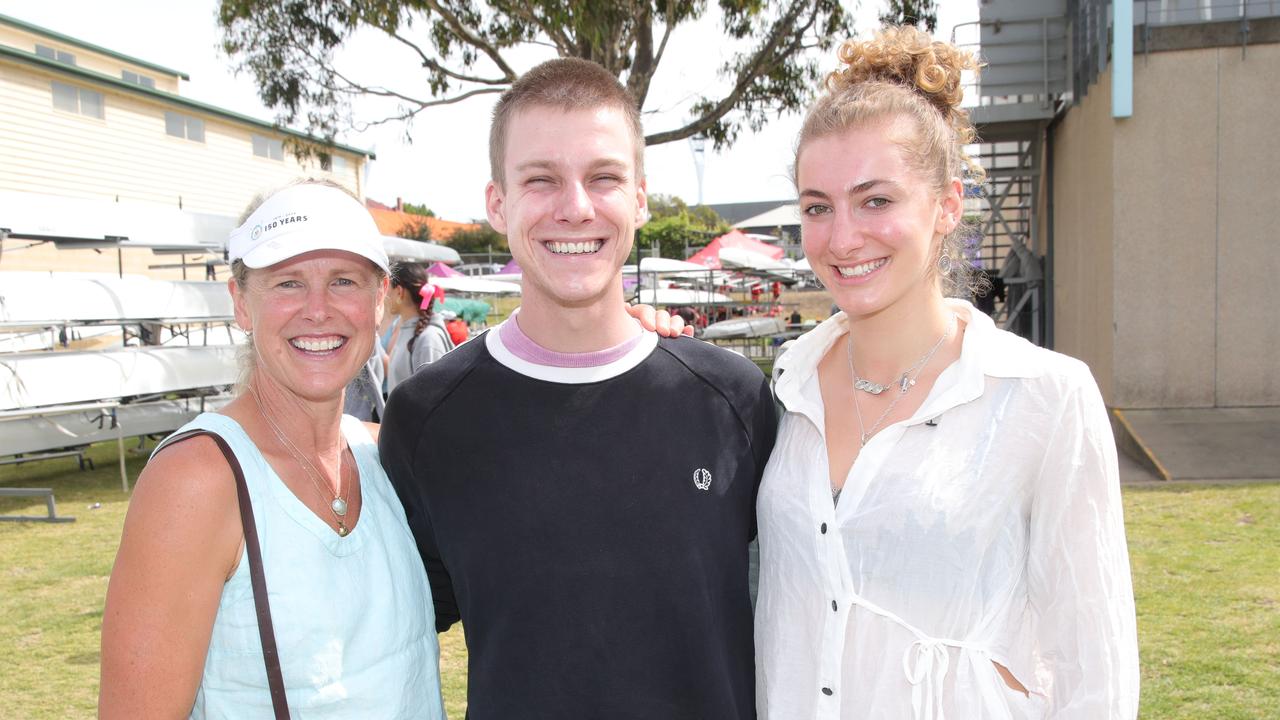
[0,0,976,222]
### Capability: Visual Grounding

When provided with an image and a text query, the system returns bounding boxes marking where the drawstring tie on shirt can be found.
[904,638,952,720]
[843,590,986,720]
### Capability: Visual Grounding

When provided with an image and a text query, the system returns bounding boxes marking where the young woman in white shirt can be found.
[754,27,1139,719]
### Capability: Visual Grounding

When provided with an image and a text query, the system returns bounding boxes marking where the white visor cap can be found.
[228,184,389,273]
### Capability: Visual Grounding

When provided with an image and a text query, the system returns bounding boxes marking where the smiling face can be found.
[485,104,647,312]
[231,249,387,403]
[796,119,961,322]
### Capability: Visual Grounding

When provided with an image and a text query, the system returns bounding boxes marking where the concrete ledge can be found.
[1111,406,1280,481]
[1137,16,1280,53]
[1112,409,1172,481]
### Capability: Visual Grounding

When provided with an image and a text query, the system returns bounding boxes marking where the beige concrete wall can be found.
[1052,42,1280,409]
[1111,49,1219,408]
[1050,70,1116,403]
[0,61,363,218]
[1214,43,1280,405]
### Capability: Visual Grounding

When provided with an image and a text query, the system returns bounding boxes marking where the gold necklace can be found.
[249,385,354,536]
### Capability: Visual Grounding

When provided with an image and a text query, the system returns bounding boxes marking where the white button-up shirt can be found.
[755,300,1139,720]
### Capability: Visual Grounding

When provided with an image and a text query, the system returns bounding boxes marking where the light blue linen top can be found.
[155,412,444,720]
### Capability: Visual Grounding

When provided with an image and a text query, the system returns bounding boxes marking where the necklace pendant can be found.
[331,497,349,516]
[337,521,348,537]
[854,378,887,395]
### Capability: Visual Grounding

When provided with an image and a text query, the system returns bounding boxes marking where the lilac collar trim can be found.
[499,311,645,368]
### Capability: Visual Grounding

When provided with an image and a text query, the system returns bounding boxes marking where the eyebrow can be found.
[512,158,632,175]
[799,178,901,200]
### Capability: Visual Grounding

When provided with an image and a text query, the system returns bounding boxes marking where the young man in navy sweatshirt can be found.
[381,58,776,720]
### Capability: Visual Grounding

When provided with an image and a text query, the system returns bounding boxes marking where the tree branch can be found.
[495,1,574,56]
[625,1,655,104]
[643,0,818,145]
[421,0,520,80]
[352,85,507,130]
[386,29,509,85]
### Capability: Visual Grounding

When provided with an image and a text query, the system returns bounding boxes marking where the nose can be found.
[827,208,866,257]
[554,180,595,224]
[301,283,333,322]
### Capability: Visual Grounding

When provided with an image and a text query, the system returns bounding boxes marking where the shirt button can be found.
[821,687,834,696]
[820,522,827,534]
[832,600,838,611]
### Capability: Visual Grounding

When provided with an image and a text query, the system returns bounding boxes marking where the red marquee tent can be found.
[686,230,784,269]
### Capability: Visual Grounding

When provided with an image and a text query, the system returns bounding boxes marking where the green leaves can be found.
[217,0,853,151]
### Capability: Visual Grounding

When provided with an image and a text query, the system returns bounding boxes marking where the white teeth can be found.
[836,258,887,278]
[291,337,344,352]
[547,240,603,255]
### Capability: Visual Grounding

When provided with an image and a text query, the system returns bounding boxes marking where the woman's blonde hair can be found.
[796,26,985,296]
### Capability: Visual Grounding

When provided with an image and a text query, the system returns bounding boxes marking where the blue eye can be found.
[802,204,831,217]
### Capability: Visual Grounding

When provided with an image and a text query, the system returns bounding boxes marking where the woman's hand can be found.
[626,303,694,338]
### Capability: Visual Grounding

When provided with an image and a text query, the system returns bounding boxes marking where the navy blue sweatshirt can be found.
[380,328,776,720]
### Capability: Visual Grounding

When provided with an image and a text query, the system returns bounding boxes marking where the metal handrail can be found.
[951,15,1069,109]
[1137,0,1279,26]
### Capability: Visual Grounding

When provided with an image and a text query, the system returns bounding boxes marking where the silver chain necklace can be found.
[846,319,952,447]
[249,385,354,536]
[850,326,949,395]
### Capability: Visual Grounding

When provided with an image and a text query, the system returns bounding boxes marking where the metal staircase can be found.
[951,0,1066,346]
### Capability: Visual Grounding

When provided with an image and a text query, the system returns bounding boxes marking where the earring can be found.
[937,252,954,276]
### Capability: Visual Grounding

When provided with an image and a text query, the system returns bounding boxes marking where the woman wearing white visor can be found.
[100,180,445,719]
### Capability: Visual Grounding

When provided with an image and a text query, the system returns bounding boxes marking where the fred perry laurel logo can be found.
[250,224,263,241]
[693,468,712,491]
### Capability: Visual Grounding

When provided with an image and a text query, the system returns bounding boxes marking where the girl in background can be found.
[384,263,453,393]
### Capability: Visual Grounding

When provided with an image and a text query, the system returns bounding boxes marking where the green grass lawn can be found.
[2,442,1277,718]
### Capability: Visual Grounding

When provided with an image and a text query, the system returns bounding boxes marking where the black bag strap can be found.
[160,429,290,719]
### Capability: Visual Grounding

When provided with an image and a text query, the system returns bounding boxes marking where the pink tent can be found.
[499,258,522,274]
[429,261,463,277]
[686,230,784,269]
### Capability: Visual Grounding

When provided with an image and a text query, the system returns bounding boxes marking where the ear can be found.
[485,180,508,234]
[634,176,649,228]
[229,276,252,333]
[374,275,390,326]
[936,177,964,236]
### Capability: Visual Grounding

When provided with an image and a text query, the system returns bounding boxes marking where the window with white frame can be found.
[50,81,103,119]
[164,111,205,142]
[35,44,76,65]
[122,70,157,89]
[252,134,284,161]
[319,153,348,173]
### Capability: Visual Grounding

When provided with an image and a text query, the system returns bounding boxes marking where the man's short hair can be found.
[489,58,644,187]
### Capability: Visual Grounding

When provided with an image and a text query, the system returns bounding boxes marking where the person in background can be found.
[384,263,454,393]
[754,26,1139,719]
[444,313,470,346]
[344,342,388,422]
